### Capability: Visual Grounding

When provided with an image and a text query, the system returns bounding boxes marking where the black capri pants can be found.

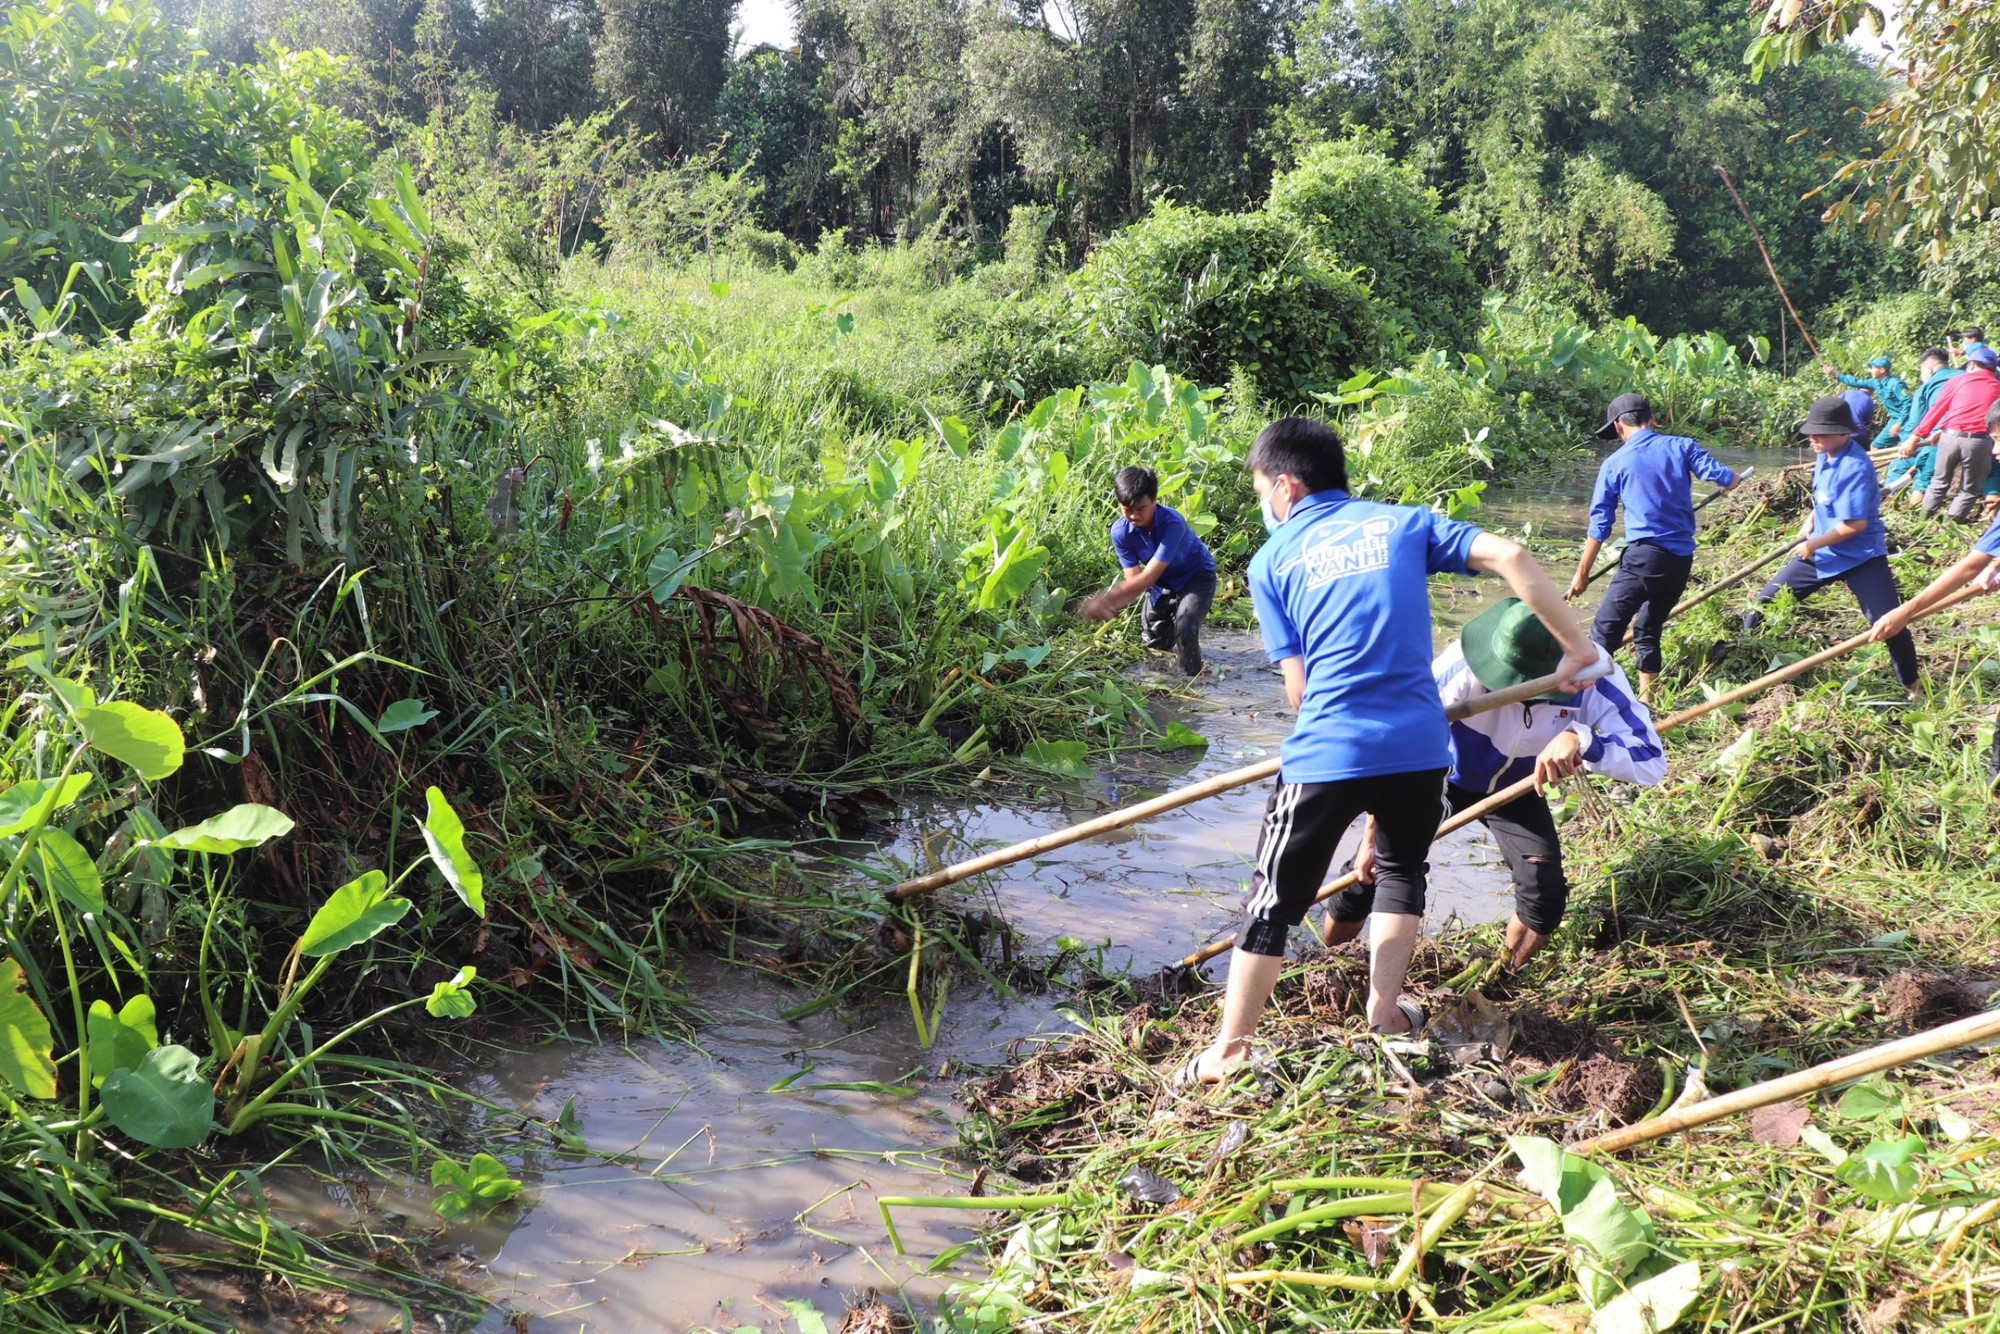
[1748,552,1918,687]
[1239,769,1448,957]
[1447,783,1567,934]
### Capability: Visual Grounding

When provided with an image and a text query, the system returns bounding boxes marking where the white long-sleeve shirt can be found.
[1435,641,1667,795]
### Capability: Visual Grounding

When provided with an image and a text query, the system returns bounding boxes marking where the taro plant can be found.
[0,663,486,1156]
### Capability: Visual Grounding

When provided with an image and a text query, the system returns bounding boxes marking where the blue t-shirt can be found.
[1248,490,1481,783]
[1109,504,1215,600]
[1809,441,1887,576]
[1842,388,1877,441]
[1586,429,1737,557]
[1974,517,2000,558]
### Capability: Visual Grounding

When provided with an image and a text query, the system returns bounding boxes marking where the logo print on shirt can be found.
[1274,515,1398,588]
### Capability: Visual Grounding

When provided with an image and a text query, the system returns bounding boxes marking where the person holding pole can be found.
[1884,348,1960,496]
[1867,485,2000,792]
[1911,345,2000,522]
[1745,395,1920,695]
[1566,392,1738,704]
[1824,355,1909,452]
[1323,598,1665,970]
[1952,327,1989,367]
[1179,418,1600,1087]
[1079,466,1217,676]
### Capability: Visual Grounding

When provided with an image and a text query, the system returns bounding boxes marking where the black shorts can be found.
[1238,769,1448,956]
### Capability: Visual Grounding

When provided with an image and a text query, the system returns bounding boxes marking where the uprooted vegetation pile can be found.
[925,478,2000,1332]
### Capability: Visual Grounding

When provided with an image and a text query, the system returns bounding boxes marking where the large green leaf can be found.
[0,959,58,1099]
[22,828,103,913]
[299,871,410,957]
[76,702,185,780]
[87,994,159,1088]
[977,531,1051,611]
[156,804,296,854]
[0,775,92,837]
[421,787,486,917]
[100,1045,215,1149]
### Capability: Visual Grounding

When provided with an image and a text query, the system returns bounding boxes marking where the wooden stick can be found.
[1784,450,1893,474]
[1620,534,1797,645]
[883,664,1601,901]
[1715,163,1831,371]
[1175,581,1988,970]
[1571,1005,2000,1156]
[1585,471,1750,589]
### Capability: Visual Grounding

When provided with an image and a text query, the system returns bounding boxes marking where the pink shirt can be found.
[1914,367,2000,437]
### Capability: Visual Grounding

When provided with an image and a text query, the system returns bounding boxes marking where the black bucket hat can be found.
[1594,392,1653,440]
[1797,394,1861,438]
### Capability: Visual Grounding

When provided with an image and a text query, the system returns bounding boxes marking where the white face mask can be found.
[1260,480,1296,533]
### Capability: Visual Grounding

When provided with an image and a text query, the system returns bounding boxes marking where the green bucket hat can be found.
[1461,598,1563,692]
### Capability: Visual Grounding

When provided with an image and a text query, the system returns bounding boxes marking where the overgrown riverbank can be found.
[921,474,2000,1333]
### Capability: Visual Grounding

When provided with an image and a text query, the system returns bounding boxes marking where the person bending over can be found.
[1869,500,2000,793]
[1080,466,1217,675]
[1566,392,1738,703]
[1324,598,1664,970]
[1745,395,1919,696]
[1182,418,1597,1086]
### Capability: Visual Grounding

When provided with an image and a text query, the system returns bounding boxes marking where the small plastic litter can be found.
[1117,1166,1184,1206]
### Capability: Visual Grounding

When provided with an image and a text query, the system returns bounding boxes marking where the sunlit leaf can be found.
[76,702,185,779]
[421,787,487,917]
[87,994,158,1088]
[0,959,58,1098]
[426,967,478,1019]
[22,828,103,912]
[0,775,92,837]
[1586,1260,1703,1334]
[1156,722,1209,751]
[299,871,410,957]
[100,1045,215,1148]
[156,804,296,855]
[1836,1134,1926,1204]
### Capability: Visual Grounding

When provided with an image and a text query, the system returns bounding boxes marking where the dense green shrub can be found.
[928,285,1088,408]
[1826,290,1960,370]
[1266,136,1481,352]
[1066,202,1380,402]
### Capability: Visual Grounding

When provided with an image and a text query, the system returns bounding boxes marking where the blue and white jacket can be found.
[1436,641,1667,795]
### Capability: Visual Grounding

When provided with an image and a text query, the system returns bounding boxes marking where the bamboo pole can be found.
[1715,163,1831,372]
[883,664,1604,901]
[1173,581,1988,971]
[1584,471,1750,589]
[1571,1005,2000,1156]
[1620,533,1797,646]
[1783,451,1892,474]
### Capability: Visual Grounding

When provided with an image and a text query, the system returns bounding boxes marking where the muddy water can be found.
[285,447,1807,1332]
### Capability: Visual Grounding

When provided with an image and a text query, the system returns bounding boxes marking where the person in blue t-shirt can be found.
[1177,418,1600,1089]
[1566,393,1738,704]
[1868,510,2000,792]
[1080,466,1218,675]
[1744,394,1919,694]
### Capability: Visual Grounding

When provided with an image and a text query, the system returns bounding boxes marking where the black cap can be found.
[1797,394,1860,438]
[1594,392,1653,440]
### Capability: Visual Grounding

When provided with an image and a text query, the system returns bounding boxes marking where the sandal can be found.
[1372,997,1426,1038]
